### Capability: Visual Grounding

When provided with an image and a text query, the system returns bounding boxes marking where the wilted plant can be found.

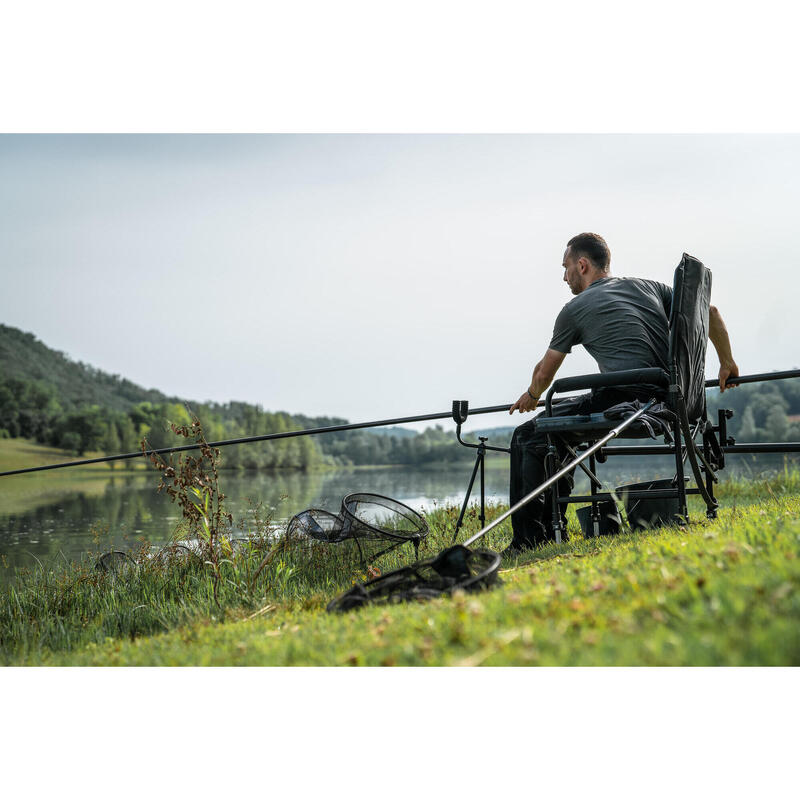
[142,415,232,603]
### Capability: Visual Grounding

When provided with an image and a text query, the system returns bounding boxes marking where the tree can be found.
[56,407,106,455]
[102,422,121,470]
[737,406,759,442]
[60,431,81,455]
[0,382,20,437]
[765,406,789,442]
[750,390,788,428]
[117,414,138,450]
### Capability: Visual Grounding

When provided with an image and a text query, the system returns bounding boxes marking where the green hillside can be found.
[0,324,327,468]
[0,324,176,411]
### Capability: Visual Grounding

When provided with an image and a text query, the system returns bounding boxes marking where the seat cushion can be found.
[534,412,654,440]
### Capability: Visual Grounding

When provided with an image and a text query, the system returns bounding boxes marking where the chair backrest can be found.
[668,253,712,421]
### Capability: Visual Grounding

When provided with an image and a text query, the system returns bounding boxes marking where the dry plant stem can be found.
[142,416,232,606]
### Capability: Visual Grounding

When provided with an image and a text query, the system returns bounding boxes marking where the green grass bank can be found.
[2,474,800,666]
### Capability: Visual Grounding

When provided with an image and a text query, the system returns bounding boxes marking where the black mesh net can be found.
[95,551,136,573]
[285,492,428,571]
[326,544,502,612]
[278,494,429,581]
[287,509,347,542]
[339,493,427,544]
[152,543,192,565]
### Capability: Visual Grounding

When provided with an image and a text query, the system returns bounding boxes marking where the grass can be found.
[2,474,800,666]
[0,437,149,474]
[0,438,148,516]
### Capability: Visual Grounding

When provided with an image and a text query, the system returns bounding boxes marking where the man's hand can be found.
[510,390,539,414]
[511,350,565,415]
[718,361,740,393]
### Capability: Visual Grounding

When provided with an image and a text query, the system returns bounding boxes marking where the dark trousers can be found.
[509,388,651,546]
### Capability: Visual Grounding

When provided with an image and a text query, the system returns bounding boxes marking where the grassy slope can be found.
[12,493,800,667]
[0,437,148,473]
[0,438,147,515]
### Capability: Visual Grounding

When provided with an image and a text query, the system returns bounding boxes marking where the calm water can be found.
[1,454,794,581]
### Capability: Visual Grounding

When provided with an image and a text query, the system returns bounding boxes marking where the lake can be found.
[1,453,794,582]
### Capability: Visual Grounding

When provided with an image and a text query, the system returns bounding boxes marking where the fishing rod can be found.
[0,401,514,478]
[2,369,798,479]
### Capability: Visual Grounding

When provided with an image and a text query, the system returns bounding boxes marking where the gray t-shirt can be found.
[549,276,673,382]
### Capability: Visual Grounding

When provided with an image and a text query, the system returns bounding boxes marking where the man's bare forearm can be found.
[709,305,735,366]
[528,362,555,399]
[511,349,567,414]
[709,305,739,391]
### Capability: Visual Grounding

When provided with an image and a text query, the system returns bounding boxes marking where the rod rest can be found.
[551,368,669,394]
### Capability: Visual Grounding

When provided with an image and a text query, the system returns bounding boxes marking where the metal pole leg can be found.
[454,449,482,542]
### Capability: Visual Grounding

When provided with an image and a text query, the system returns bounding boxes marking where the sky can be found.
[1,134,799,431]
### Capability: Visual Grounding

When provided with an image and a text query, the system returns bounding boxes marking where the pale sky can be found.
[1,134,798,431]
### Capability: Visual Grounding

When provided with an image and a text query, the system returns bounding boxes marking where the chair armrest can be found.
[552,368,668,394]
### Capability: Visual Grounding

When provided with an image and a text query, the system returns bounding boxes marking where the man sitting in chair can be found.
[505,232,739,554]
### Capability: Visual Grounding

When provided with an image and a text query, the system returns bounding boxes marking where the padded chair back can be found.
[668,253,712,421]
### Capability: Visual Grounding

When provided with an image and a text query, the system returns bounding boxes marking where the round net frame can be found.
[229,538,262,555]
[95,550,136,573]
[287,509,350,543]
[278,496,429,582]
[152,543,192,566]
[340,493,428,559]
[326,544,502,612]
[276,509,372,580]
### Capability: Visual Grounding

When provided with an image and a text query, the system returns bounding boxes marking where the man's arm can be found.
[709,305,739,392]
[510,349,567,414]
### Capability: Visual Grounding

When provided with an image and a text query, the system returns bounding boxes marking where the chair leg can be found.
[589,452,600,538]
[676,397,719,517]
[672,418,689,524]
[703,431,718,520]
[546,436,563,543]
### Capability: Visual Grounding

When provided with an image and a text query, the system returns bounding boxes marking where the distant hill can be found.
[470,425,515,441]
[0,324,178,412]
[0,325,424,438]
[367,426,419,439]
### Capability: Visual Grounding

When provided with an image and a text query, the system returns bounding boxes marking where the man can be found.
[505,232,739,554]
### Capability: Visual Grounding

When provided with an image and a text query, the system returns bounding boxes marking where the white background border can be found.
[2,1,798,795]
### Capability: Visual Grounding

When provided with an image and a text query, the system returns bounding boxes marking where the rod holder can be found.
[452,400,469,425]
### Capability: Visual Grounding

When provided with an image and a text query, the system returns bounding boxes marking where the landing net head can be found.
[326,544,501,613]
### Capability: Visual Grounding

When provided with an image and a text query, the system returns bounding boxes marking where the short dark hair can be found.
[567,232,610,272]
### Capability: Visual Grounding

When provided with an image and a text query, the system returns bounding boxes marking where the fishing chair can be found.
[534,253,728,542]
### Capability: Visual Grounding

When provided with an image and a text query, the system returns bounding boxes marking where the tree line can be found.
[0,375,487,469]
[706,376,800,443]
